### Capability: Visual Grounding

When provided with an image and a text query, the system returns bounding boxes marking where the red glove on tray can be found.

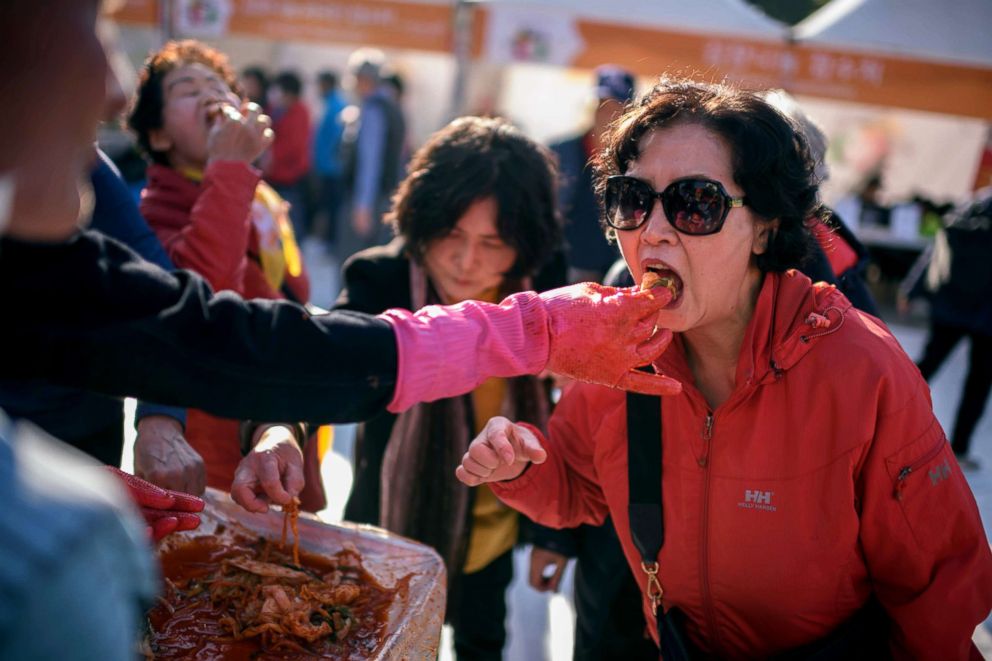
[108,466,205,541]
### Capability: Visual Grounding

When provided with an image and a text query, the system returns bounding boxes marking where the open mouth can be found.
[205,102,241,125]
[640,265,683,308]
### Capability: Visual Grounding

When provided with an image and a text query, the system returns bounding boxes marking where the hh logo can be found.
[738,489,777,512]
[929,459,952,486]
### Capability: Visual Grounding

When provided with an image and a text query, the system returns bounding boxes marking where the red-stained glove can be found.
[384,282,682,413]
[543,283,682,396]
[108,467,205,542]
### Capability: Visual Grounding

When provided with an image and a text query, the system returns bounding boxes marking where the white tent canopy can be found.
[793,0,992,69]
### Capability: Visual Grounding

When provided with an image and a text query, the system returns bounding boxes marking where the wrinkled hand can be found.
[207,100,273,164]
[134,415,206,496]
[455,417,546,486]
[231,425,305,514]
[542,283,681,396]
[107,467,204,542]
[529,546,568,592]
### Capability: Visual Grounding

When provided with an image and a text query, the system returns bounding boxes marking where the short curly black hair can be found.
[127,40,241,166]
[595,77,822,272]
[387,116,561,279]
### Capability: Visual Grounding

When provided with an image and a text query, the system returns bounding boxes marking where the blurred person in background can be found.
[553,65,634,284]
[263,70,312,240]
[335,116,564,660]
[310,69,347,252]
[127,40,327,511]
[336,47,406,263]
[239,65,269,109]
[762,89,879,317]
[857,173,891,229]
[382,69,412,168]
[900,187,992,471]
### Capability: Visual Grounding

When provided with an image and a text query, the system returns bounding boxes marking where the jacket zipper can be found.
[699,412,722,653]
[893,438,947,500]
[699,414,713,467]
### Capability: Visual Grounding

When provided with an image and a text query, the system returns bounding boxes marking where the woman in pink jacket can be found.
[457,78,992,659]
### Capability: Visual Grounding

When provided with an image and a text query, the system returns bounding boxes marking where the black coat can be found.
[0,230,397,424]
[333,240,413,524]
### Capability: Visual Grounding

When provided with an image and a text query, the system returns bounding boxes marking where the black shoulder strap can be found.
[626,389,664,560]
[626,386,695,661]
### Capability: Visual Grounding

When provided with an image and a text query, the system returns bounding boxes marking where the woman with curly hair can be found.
[456,78,992,659]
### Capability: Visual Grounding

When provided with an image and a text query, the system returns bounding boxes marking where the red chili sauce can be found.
[147,527,398,660]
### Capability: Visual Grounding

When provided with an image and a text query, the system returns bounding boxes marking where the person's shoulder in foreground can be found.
[0,411,157,661]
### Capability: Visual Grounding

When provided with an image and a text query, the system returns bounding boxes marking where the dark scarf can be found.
[380,261,550,584]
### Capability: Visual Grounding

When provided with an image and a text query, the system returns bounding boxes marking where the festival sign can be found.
[476,7,992,120]
[113,0,455,53]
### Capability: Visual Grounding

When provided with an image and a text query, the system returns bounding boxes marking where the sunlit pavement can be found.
[122,240,990,659]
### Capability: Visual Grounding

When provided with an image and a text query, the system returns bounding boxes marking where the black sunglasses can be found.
[604,175,747,236]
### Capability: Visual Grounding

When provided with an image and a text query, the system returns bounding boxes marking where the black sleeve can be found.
[0,231,397,424]
[524,521,580,558]
[333,251,410,315]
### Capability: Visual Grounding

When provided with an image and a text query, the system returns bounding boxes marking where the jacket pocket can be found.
[884,423,963,552]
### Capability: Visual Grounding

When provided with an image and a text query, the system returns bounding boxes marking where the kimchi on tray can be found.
[146,498,406,660]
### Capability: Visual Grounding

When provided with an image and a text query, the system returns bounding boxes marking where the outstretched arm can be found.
[385,282,680,412]
[2,234,678,427]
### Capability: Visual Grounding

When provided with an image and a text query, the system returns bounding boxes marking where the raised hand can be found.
[455,416,547,487]
[206,100,273,165]
[542,283,682,396]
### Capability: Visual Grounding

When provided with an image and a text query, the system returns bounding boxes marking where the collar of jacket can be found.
[654,270,853,391]
[140,164,201,227]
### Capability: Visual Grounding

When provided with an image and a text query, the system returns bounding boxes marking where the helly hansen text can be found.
[738,489,777,512]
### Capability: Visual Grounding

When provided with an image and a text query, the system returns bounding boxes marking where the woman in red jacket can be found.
[127,40,325,511]
[457,78,992,659]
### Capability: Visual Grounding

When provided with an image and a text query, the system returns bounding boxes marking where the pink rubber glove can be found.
[108,466,204,542]
[543,283,680,393]
[382,282,680,412]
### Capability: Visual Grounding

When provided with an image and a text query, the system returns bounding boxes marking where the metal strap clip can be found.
[640,560,664,615]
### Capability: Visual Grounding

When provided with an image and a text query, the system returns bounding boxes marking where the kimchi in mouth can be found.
[146,500,403,660]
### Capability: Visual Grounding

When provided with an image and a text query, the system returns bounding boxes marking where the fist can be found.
[455,417,547,486]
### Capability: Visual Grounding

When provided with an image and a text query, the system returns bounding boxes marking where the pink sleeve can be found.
[379,291,551,412]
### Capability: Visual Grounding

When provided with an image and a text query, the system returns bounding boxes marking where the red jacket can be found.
[264,100,311,185]
[140,161,323,510]
[493,271,992,660]
[141,161,309,302]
